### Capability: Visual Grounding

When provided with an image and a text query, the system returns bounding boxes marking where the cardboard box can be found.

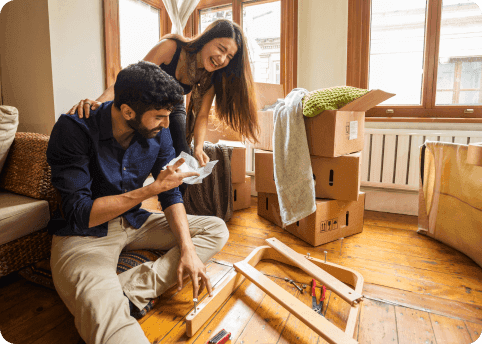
[252,83,285,151]
[233,176,252,211]
[255,150,362,201]
[205,109,243,143]
[218,140,246,184]
[252,89,394,155]
[305,90,394,157]
[204,82,284,146]
[257,192,366,246]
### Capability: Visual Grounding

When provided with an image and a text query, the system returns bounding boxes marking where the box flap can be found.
[339,89,395,111]
[255,82,284,110]
[218,139,246,148]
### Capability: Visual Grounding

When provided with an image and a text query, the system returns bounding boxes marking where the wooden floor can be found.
[1,197,482,344]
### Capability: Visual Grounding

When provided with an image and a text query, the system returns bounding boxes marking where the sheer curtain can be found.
[162,0,201,35]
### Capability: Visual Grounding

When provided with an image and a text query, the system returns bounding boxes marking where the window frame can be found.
[191,0,298,95]
[347,0,482,121]
[103,0,172,89]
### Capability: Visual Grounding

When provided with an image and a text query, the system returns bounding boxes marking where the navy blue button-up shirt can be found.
[46,101,183,237]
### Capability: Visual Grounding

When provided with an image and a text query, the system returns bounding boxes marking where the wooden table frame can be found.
[186,238,364,344]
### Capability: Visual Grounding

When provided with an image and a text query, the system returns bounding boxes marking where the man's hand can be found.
[177,247,213,300]
[153,158,199,193]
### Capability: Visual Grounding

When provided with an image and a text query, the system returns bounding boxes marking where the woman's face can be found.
[199,37,238,72]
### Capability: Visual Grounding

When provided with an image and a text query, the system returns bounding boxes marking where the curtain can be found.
[162,0,201,35]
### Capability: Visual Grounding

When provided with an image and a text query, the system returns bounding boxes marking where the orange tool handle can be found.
[311,279,316,297]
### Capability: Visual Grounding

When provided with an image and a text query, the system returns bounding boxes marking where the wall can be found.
[0,0,105,135]
[297,0,348,91]
[0,0,56,134]
[48,0,105,120]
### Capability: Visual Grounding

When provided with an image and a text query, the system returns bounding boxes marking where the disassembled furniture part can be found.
[186,237,364,344]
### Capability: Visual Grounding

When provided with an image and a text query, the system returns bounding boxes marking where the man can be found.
[47,61,229,344]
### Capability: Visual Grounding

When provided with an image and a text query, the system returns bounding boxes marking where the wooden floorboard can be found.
[0,196,481,344]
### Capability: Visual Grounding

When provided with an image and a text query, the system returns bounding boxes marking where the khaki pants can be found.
[50,212,229,344]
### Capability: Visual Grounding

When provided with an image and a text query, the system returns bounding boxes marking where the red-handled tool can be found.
[311,279,321,314]
[311,279,326,316]
[319,285,326,315]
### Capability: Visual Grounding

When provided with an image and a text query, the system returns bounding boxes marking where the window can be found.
[119,0,160,68]
[347,0,482,118]
[192,0,297,92]
[243,1,281,84]
[199,5,233,32]
[103,0,170,88]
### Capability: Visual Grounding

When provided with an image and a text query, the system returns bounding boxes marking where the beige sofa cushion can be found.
[0,191,50,246]
[0,106,19,173]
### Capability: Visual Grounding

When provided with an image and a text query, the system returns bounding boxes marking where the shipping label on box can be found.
[258,192,366,247]
[233,176,252,211]
[255,150,362,201]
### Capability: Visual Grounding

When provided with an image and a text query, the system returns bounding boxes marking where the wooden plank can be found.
[265,238,362,305]
[465,321,482,343]
[31,315,81,344]
[363,210,418,231]
[395,306,436,344]
[430,313,473,344]
[277,290,332,344]
[363,283,482,325]
[2,302,72,344]
[140,263,232,342]
[358,298,398,344]
[233,261,358,344]
[234,264,300,344]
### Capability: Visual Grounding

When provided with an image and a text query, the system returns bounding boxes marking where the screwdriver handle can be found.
[311,279,316,296]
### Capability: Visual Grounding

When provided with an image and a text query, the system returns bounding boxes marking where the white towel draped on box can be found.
[273,88,316,226]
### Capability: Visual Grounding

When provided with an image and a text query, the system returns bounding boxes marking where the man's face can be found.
[126,108,171,139]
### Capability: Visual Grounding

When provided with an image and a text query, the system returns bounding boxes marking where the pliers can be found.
[311,279,326,316]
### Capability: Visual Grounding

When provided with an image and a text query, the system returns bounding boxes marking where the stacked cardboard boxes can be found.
[255,89,394,246]
[198,135,251,211]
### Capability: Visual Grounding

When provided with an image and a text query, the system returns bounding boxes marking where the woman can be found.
[69,19,258,169]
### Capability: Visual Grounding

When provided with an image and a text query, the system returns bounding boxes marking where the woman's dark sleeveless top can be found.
[159,40,192,95]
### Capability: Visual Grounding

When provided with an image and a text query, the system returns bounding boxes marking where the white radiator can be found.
[361,129,482,191]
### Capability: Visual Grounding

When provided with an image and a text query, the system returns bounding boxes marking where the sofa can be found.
[0,131,60,277]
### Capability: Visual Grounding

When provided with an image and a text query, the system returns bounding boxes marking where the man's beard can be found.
[126,117,162,139]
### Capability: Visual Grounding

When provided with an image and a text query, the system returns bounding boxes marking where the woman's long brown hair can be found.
[162,19,259,143]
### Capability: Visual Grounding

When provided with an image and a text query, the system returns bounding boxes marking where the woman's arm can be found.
[68,39,177,118]
[192,87,216,167]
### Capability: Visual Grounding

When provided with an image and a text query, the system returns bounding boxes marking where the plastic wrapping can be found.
[418,141,482,268]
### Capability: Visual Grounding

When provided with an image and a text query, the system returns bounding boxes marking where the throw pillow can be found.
[0,106,19,173]
[19,249,166,318]
[302,86,369,118]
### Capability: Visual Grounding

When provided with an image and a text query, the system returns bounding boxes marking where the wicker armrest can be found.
[0,132,60,216]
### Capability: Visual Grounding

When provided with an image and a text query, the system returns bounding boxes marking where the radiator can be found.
[362,129,482,191]
[246,129,482,192]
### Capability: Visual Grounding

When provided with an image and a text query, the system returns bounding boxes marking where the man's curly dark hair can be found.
[113,60,184,117]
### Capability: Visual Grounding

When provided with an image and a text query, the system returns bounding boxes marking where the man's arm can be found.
[88,159,195,227]
[47,116,197,232]
[163,203,213,299]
